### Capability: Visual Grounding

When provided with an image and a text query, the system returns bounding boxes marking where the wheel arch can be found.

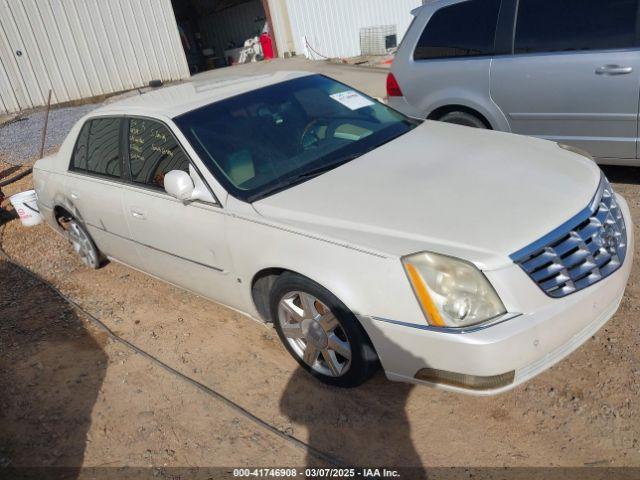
[54,204,73,221]
[250,267,363,326]
[53,204,76,232]
[428,104,493,129]
[417,89,511,131]
[251,267,289,322]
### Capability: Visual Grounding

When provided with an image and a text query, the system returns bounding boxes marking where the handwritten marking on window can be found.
[152,144,174,157]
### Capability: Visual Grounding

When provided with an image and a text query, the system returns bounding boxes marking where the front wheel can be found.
[270,273,379,388]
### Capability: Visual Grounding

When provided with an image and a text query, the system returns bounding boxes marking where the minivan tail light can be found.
[386,73,403,97]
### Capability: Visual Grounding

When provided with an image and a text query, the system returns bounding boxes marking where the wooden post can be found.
[38,89,52,159]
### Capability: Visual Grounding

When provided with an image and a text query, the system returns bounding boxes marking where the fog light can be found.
[415,368,515,391]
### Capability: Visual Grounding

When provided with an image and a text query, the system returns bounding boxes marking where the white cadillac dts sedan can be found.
[33,72,633,394]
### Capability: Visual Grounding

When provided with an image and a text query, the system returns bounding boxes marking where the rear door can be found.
[120,117,240,307]
[65,117,139,266]
[491,0,640,161]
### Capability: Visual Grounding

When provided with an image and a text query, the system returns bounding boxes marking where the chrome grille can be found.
[511,177,627,298]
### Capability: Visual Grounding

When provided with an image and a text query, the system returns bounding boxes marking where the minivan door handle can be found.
[595,65,633,76]
[130,208,146,220]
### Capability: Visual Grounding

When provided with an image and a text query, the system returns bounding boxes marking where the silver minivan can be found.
[388,0,640,166]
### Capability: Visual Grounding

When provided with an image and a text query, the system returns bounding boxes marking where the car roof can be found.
[93,70,315,119]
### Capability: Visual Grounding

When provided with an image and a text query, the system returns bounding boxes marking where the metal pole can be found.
[38,89,52,159]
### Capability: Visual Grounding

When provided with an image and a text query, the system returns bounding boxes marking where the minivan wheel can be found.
[270,273,379,388]
[438,111,488,129]
[67,219,101,269]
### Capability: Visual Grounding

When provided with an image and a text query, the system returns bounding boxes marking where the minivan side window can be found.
[515,0,639,54]
[70,118,122,179]
[128,118,190,189]
[414,0,501,60]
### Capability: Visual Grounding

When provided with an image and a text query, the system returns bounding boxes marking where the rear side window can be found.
[70,118,122,178]
[515,0,639,54]
[414,0,501,60]
[128,118,190,189]
[71,123,89,171]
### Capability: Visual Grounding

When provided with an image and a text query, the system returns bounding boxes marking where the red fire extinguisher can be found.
[259,33,274,60]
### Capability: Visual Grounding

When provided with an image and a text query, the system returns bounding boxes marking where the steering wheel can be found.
[300,118,325,150]
[300,116,375,150]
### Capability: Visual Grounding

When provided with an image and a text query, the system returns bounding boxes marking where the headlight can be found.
[402,252,506,328]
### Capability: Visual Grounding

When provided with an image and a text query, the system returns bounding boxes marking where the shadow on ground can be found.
[280,368,426,478]
[0,204,17,226]
[0,258,107,479]
[601,165,640,185]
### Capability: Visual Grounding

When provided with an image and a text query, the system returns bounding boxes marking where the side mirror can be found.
[164,170,194,201]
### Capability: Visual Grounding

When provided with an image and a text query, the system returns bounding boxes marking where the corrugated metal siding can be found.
[0,0,190,115]
[267,0,296,57]
[285,0,422,59]
[198,0,266,60]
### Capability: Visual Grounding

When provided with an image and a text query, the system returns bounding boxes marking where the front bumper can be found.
[359,195,634,396]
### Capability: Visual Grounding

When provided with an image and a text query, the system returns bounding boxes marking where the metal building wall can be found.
[284,0,422,60]
[0,0,190,115]
[267,0,295,57]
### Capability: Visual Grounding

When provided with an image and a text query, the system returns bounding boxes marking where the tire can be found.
[438,111,488,129]
[67,218,102,269]
[270,273,379,388]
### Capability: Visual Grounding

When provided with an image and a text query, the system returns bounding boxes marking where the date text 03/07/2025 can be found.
[232,467,401,478]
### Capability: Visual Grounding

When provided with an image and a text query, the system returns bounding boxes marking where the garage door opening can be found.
[171,0,277,73]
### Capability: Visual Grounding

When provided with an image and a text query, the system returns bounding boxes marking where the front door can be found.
[120,117,240,307]
[491,0,640,161]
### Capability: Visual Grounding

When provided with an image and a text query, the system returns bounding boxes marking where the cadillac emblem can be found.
[598,223,620,255]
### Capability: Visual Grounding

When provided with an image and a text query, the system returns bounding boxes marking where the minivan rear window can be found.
[515,0,639,54]
[414,0,501,60]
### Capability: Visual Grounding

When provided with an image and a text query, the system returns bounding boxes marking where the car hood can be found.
[252,121,602,270]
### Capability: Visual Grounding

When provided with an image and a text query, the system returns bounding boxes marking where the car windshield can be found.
[174,75,419,202]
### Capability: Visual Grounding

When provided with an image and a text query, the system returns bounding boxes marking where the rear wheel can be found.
[270,273,379,388]
[67,218,101,269]
[438,111,488,129]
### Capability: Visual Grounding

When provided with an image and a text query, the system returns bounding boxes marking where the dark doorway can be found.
[171,0,276,73]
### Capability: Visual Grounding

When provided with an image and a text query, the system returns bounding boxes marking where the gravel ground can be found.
[0,57,386,167]
[1,62,639,477]
[0,88,155,166]
[0,162,639,478]
[0,104,100,165]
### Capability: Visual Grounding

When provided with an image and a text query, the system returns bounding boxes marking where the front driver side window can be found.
[128,118,190,189]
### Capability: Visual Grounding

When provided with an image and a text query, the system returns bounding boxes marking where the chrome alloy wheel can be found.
[277,291,352,377]
[68,221,98,267]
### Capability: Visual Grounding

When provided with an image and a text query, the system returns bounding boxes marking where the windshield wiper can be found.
[285,153,364,183]
[246,153,364,203]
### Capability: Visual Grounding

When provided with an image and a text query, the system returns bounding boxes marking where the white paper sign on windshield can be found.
[330,90,375,110]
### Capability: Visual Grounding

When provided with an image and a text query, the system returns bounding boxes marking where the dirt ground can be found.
[1,153,640,479]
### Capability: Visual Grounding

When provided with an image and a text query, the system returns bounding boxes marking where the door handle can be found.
[595,65,633,76]
[70,191,79,200]
[130,209,146,220]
